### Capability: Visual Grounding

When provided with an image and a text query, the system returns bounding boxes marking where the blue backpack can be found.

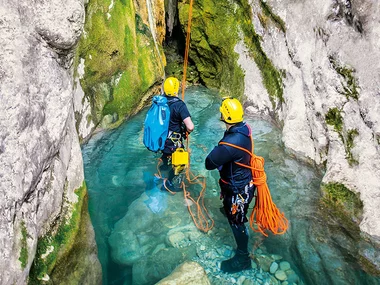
[143,95,170,152]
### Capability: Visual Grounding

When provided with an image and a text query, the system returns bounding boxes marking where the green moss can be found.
[49,188,101,284]
[325,110,359,166]
[346,129,359,166]
[359,255,380,276]
[77,0,163,127]
[321,184,380,277]
[321,182,363,221]
[19,221,28,269]
[238,0,284,106]
[178,0,283,106]
[178,0,244,98]
[28,183,87,284]
[329,56,359,100]
[325,108,343,133]
[259,0,286,33]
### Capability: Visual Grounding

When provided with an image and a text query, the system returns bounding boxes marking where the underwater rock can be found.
[254,254,275,272]
[269,261,279,274]
[132,248,187,285]
[274,270,287,281]
[109,228,142,266]
[156,261,211,285]
[279,261,291,271]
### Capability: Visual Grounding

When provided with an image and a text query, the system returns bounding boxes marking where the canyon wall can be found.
[0,1,101,284]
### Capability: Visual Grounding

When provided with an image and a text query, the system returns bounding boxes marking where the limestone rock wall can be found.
[236,0,380,238]
[177,0,379,249]
[0,0,101,284]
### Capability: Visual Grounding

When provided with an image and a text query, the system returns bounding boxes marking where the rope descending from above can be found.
[219,140,289,237]
[181,0,194,101]
[158,0,214,233]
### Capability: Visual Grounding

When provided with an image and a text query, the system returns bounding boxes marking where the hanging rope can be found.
[182,0,214,233]
[156,0,214,233]
[219,140,289,237]
[181,0,194,101]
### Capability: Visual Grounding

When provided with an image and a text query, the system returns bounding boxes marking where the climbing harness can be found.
[219,140,289,237]
[168,131,182,147]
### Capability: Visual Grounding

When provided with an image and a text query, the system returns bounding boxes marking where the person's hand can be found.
[182,131,189,139]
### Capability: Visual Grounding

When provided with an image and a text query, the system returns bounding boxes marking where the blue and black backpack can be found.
[143,95,170,152]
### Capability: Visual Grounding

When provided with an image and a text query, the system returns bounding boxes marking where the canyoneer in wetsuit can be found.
[205,97,255,273]
[160,77,194,191]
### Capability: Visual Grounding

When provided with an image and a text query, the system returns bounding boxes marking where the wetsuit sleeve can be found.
[205,145,233,170]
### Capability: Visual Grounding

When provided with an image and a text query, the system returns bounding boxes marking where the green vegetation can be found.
[321,182,363,233]
[237,0,284,106]
[359,255,380,276]
[19,221,28,269]
[28,184,87,284]
[77,0,163,128]
[325,109,358,166]
[325,107,343,133]
[321,182,363,221]
[178,0,284,106]
[320,182,380,276]
[329,56,359,100]
[259,0,286,33]
[346,129,359,165]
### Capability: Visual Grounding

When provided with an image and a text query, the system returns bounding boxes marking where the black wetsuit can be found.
[205,122,255,225]
[161,95,191,156]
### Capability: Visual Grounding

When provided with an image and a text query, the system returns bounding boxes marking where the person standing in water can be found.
[160,77,194,191]
[205,97,255,273]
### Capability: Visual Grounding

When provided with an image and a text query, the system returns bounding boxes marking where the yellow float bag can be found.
[172,148,188,166]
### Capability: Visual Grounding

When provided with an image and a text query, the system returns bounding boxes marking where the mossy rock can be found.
[321,182,363,221]
[28,184,101,284]
[178,0,284,106]
[77,0,164,127]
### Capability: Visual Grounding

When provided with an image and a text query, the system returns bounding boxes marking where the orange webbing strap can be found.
[219,140,289,237]
[181,0,194,100]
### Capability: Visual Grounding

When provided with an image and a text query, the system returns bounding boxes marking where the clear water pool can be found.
[82,86,380,285]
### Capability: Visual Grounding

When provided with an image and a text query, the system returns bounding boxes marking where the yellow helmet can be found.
[220,97,244,124]
[163,77,180,96]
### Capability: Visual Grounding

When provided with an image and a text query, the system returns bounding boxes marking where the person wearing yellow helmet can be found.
[161,77,194,191]
[205,97,255,273]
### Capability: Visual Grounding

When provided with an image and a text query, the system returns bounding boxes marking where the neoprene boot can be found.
[221,224,251,273]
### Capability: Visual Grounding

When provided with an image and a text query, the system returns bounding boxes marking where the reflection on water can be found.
[82,86,380,285]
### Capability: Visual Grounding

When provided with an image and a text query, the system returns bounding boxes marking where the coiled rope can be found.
[219,139,289,237]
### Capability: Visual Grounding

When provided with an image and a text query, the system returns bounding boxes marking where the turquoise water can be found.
[82,86,380,285]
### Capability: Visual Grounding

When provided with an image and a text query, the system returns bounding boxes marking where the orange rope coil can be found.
[219,140,289,237]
